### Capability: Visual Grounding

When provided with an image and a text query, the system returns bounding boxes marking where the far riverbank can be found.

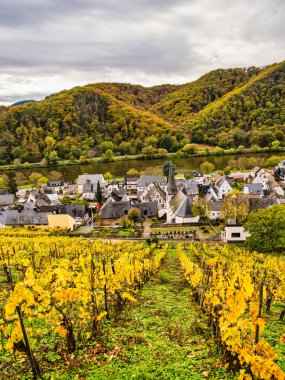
[4,151,285,182]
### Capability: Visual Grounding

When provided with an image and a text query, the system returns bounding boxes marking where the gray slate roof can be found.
[0,211,8,225]
[169,189,194,218]
[137,176,166,187]
[143,184,166,201]
[244,183,264,195]
[100,199,157,219]
[47,180,65,187]
[0,194,14,206]
[83,183,96,192]
[216,175,233,188]
[78,174,104,185]
[209,201,222,211]
[5,210,49,225]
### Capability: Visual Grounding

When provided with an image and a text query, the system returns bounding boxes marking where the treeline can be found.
[0,61,284,165]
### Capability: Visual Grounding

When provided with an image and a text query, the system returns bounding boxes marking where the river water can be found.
[7,152,284,182]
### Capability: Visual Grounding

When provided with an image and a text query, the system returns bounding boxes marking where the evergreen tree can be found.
[96,180,103,204]
[8,177,18,194]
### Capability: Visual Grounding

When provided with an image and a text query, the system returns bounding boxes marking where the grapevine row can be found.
[178,244,285,380]
[0,233,168,379]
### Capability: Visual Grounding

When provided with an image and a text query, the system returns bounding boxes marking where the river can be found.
[7,152,284,182]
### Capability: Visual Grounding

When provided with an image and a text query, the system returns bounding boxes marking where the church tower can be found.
[166,161,176,205]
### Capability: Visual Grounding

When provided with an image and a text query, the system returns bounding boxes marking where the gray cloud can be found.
[0,0,284,104]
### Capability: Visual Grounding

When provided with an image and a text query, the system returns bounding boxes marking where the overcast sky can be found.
[0,0,284,105]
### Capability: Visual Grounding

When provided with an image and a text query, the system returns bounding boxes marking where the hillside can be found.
[152,67,261,123]
[183,61,285,147]
[0,85,177,164]
[0,61,284,165]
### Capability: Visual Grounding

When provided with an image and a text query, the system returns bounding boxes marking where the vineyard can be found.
[178,244,285,380]
[0,228,284,379]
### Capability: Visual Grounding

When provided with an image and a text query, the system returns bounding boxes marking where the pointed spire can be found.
[167,161,176,195]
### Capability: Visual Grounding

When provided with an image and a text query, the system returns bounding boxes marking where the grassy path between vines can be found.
[54,250,236,380]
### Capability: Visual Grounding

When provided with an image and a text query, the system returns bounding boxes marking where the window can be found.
[144,210,148,216]
[231,232,241,238]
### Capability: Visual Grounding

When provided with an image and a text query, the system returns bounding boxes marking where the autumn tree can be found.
[29,172,42,187]
[220,193,248,224]
[104,172,113,181]
[200,161,215,173]
[192,198,212,219]
[15,172,26,187]
[128,208,141,224]
[127,168,139,175]
[0,174,9,189]
[48,171,62,181]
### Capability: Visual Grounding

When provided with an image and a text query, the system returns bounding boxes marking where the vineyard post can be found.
[16,305,41,379]
[90,257,99,334]
[102,258,109,319]
[110,258,123,309]
[255,281,264,345]
[3,262,41,379]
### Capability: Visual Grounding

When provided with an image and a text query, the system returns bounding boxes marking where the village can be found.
[0,159,284,243]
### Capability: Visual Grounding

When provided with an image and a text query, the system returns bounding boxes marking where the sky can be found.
[0,0,284,105]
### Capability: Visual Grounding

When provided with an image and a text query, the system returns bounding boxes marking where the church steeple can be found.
[167,161,176,195]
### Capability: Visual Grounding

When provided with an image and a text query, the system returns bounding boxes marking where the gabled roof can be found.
[244,183,264,195]
[143,184,166,201]
[5,210,49,225]
[208,184,219,197]
[0,211,8,225]
[216,175,233,188]
[83,183,96,192]
[124,174,140,182]
[109,189,127,202]
[137,176,166,187]
[77,174,104,185]
[169,189,194,218]
[209,201,222,211]
[0,194,14,206]
[251,166,261,175]
[100,199,157,219]
[66,204,86,218]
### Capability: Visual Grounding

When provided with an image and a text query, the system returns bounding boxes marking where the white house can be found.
[216,176,233,199]
[221,225,250,242]
[139,183,166,210]
[206,184,219,202]
[252,169,275,190]
[137,176,167,194]
[190,171,205,184]
[77,174,105,194]
[207,201,222,220]
[47,180,66,193]
[124,174,140,195]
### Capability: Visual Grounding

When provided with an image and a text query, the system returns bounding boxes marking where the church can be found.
[165,162,200,224]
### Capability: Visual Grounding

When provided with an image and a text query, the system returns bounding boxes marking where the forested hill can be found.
[0,61,284,165]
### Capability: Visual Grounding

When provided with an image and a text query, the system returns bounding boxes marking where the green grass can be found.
[262,302,285,372]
